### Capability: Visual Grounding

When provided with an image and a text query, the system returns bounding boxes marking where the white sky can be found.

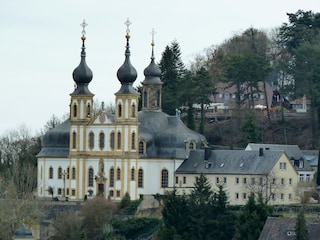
[1,0,319,136]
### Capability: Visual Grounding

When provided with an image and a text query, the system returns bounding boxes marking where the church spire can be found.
[142,29,163,110]
[72,19,93,95]
[116,18,138,94]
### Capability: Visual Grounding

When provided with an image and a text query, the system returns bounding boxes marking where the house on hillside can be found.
[259,217,320,240]
[210,81,273,111]
[175,148,299,205]
[245,143,315,183]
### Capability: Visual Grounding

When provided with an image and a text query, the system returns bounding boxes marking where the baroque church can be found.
[37,20,206,201]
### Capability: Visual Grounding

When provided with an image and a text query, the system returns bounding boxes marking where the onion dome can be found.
[143,29,162,84]
[116,19,138,94]
[72,19,93,95]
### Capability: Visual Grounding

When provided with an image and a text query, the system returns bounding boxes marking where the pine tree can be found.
[159,41,186,115]
[295,208,309,240]
[317,150,320,186]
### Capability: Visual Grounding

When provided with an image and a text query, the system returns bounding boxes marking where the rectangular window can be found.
[223,177,227,184]
[243,193,247,199]
[299,174,304,183]
[236,177,239,184]
[259,177,263,185]
[272,194,275,200]
[72,189,75,196]
[109,190,114,197]
[58,188,62,195]
[272,178,276,184]
[251,178,255,185]
[216,177,219,184]
[289,193,292,200]
[281,193,284,200]
[306,174,311,182]
[66,188,69,195]
[281,178,285,185]
[235,193,239,199]
[283,162,287,170]
[183,176,186,184]
[117,190,120,197]
[289,178,292,185]
[280,162,283,169]
[243,178,247,184]
[175,176,179,184]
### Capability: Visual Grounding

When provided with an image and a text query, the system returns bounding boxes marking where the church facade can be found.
[37,20,207,201]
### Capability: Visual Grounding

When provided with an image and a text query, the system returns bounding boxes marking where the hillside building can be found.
[175,148,300,205]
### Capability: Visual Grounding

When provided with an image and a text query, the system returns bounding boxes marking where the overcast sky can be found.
[1,0,318,136]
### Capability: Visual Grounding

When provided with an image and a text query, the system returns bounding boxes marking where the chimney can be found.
[259,147,263,156]
[204,147,211,160]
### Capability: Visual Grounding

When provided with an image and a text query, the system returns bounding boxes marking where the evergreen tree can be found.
[193,67,215,134]
[317,150,320,186]
[241,109,261,146]
[159,188,190,239]
[233,193,272,240]
[295,208,309,240]
[159,40,186,115]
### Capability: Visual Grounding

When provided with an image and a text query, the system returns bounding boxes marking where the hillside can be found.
[202,114,319,150]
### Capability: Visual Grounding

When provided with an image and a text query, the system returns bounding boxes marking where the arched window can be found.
[143,92,148,107]
[109,168,114,187]
[138,169,143,188]
[89,132,94,149]
[87,103,91,117]
[117,132,121,149]
[139,141,145,155]
[99,132,105,149]
[58,167,62,179]
[72,167,76,179]
[189,142,195,150]
[88,168,94,187]
[131,167,135,181]
[161,169,169,188]
[118,104,122,118]
[117,167,121,180]
[49,167,53,179]
[72,132,76,149]
[73,103,77,117]
[110,132,115,149]
[131,103,136,117]
[131,132,136,150]
[156,90,160,107]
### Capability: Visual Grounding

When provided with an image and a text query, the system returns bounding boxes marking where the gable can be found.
[91,112,114,125]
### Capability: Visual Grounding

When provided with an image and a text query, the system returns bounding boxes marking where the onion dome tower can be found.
[141,29,163,111]
[70,19,94,123]
[115,18,139,125]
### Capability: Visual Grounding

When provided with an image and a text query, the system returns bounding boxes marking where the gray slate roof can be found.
[176,149,287,175]
[245,143,313,171]
[259,217,320,240]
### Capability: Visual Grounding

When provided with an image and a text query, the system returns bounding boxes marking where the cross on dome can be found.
[81,19,88,37]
